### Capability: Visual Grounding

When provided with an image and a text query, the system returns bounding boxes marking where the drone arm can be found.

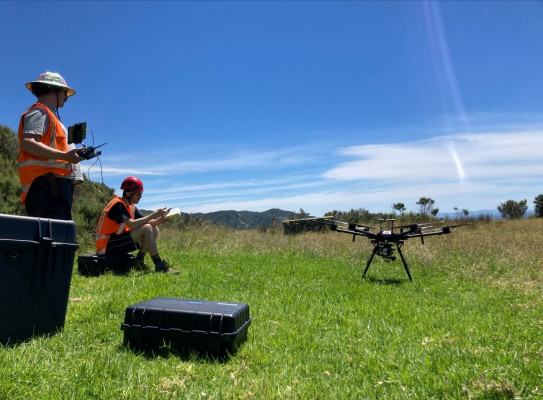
[331,226,372,240]
[406,226,454,242]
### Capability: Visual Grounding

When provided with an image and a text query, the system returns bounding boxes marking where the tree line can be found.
[292,195,542,224]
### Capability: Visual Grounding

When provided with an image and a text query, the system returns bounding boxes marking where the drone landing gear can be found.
[396,243,412,281]
[363,241,412,281]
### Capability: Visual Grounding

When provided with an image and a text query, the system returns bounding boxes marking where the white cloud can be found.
[324,132,543,182]
[92,144,326,177]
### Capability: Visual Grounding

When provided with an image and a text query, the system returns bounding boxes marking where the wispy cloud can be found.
[324,132,543,182]
[96,144,329,177]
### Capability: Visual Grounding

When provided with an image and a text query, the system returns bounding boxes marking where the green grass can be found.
[1,220,542,399]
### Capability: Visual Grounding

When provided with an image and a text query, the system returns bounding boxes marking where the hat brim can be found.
[26,81,76,96]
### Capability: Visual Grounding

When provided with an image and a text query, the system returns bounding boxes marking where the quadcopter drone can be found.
[320,218,464,281]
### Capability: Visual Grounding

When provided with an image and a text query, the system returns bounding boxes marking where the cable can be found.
[82,127,106,193]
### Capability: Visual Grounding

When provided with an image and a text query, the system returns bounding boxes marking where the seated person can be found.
[95,176,179,274]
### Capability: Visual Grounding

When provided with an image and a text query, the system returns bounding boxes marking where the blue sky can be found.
[1,1,542,216]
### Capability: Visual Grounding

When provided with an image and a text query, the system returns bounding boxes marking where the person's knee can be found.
[143,224,161,245]
[133,223,152,243]
[141,223,154,237]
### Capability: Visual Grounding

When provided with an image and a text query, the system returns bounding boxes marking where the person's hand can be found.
[64,148,84,164]
[153,207,169,218]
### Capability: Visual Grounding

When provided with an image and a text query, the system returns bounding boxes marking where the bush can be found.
[497,199,528,219]
[534,194,543,218]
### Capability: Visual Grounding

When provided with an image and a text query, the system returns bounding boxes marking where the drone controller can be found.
[68,122,106,160]
[77,143,106,160]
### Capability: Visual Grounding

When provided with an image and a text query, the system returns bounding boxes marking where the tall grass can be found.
[1,219,542,399]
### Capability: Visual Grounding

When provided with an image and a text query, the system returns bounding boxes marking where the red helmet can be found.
[121,176,144,193]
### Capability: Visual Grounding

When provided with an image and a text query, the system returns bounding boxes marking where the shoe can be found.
[155,259,179,274]
[134,257,149,271]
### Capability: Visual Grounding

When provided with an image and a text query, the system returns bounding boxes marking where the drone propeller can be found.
[352,223,379,231]
[395,223,419,230]
[418,221,443,226]
[446,223,470,229]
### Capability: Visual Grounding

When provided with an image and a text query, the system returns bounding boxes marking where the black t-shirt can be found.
[106,202,144,224]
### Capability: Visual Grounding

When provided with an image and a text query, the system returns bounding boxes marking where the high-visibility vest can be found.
[95,197,136,255]
[17,103,72,204]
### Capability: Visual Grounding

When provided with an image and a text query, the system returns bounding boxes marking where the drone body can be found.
[329,218,460,281]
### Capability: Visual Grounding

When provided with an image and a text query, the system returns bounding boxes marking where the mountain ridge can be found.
[189,208,294,230]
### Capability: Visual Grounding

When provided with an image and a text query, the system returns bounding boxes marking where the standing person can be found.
[17,71,83,220]
[95,176,179,274]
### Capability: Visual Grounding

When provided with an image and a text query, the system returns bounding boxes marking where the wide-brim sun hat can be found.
[26,71,76,96]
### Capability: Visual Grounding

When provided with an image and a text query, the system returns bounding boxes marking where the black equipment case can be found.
[0,213,79,343]
[121,297,251,356]
[77,254,105,276]
[77,253,135,276]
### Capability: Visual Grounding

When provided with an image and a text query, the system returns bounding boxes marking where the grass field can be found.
[1,219,542,399]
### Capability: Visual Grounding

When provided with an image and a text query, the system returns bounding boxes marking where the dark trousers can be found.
[106,231,139,254]
[25,173,74,221]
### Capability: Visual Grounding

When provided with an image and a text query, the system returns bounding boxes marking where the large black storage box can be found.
[121,297,251,356]
[0,214,79,344]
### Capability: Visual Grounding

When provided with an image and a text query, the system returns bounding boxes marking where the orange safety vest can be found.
[95,197,136,255]
[17,103,72,204]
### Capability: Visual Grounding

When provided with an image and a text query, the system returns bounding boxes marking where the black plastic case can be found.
[121,297,251,356]
[0,213,79,343]
[77,254,105,276]
[77,253,135,276]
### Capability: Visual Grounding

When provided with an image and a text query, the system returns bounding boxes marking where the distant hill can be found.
[189,208,294,230]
